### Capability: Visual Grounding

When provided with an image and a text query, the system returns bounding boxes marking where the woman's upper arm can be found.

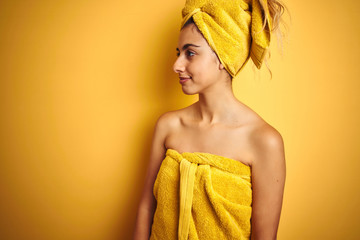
[250,126,286,240]
[138,112,171,213]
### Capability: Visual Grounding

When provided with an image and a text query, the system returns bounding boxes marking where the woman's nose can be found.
[173,56,185,73]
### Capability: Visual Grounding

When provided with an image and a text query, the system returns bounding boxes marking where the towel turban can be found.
[180,0,272,78]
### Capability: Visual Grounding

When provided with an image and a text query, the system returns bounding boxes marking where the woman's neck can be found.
[194,85,240,125]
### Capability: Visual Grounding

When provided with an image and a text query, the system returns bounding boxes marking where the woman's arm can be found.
[133,113,169,240]
[250,125,286,240]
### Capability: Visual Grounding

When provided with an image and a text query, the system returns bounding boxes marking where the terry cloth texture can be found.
[150,148,252,240]
[180,0,272,77]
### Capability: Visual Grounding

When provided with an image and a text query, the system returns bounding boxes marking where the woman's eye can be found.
[186,50,195,57]
[176,51,195,57]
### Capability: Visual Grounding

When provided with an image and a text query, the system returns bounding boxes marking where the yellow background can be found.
[0,0,359,239]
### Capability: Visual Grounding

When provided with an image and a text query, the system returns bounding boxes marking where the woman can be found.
[134,0,288,239]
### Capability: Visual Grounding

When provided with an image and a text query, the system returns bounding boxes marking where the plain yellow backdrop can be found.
[0,0,359,239]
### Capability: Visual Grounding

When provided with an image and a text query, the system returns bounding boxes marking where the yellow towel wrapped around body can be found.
[150,148,252,240]
[180,0,272,77]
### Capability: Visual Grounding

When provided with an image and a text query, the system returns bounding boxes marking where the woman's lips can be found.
[179,77,191,84]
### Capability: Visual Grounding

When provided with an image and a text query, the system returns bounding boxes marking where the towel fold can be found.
[150,148,252,240]
[180,0,272,77]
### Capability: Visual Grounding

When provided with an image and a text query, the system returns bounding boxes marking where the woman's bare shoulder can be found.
[248,118,285,165]
[156,105,194,131]
[239,102,282,139]
[236,104,284,165]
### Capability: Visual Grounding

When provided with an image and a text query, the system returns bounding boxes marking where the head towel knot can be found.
[180,0,272,77]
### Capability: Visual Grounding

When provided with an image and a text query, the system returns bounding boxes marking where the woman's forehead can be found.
[180,24,202,38]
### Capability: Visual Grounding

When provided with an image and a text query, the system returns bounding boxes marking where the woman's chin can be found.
[180,82,200,95]
[181,88,197,95]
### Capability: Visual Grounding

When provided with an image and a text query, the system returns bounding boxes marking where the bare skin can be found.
[133,23,286,240]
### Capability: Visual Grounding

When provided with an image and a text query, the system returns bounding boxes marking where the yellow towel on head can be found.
[150,149,252,240]
[180,0,272,78]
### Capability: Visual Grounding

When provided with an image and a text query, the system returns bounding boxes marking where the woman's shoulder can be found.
[250,121,284,147]
[246,116,285,166]
[238,102,282,137]
[236,104,284,164]
[156,104,195,128]
[244,106,283,145]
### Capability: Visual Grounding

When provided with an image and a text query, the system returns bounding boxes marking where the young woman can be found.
[134,0,289,239]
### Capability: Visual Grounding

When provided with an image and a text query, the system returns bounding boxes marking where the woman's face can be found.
[173,23,224,94]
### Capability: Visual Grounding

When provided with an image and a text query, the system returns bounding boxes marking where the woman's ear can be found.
[219,62,225,70]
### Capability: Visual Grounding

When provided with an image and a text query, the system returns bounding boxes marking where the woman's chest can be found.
[164,125,254,166]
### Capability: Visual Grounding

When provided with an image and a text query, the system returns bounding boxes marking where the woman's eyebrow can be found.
[176,43,200,52]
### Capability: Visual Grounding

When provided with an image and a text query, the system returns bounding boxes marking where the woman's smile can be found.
[179,76,191,84]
